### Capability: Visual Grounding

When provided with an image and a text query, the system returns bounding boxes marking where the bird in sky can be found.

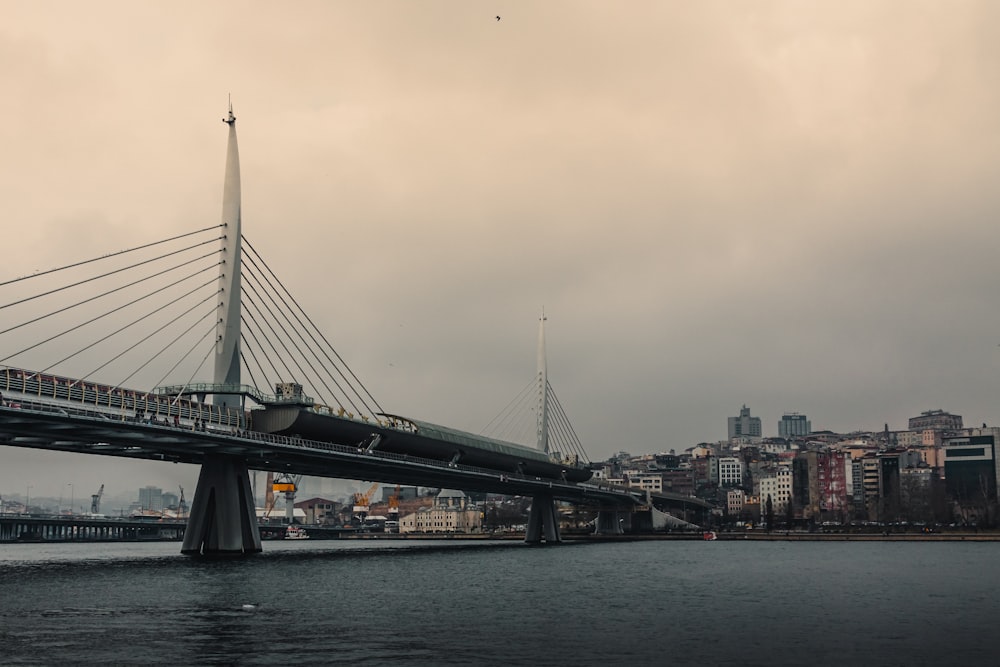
[496,15,501,21]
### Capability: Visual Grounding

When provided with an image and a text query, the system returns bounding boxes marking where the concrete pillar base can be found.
[181,457,261,556]
[525,494,561,544]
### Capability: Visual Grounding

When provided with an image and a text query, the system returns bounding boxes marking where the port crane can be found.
[352,482,379,523]
[90,484,104,515]
[264,473,302,524]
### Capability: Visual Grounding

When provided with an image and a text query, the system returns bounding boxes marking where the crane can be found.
[178,485,187,518]
[386,484,402,533]
[266,473,302,524]
[352,482,379,523]
[388,484,401,520]
[90,484,104,515]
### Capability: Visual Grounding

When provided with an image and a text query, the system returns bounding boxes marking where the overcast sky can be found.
[3,1,1000,501]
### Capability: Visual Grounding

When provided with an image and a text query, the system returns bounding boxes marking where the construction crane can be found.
[387,484,401,520]
[90,484,104,515]
[352,482,379,524]
[386,484,402,533]
[266,473,302,524]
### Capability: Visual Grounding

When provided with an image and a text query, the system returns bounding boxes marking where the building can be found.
[728,405,762,442]
[778,413,811,439]
[294,497,342,525]
[942,428,1000,506]
[718,457,745,488]
[758,466,793,516]
[909,410,963,432]
[138,486,163,512]
[400,489,481,534]
[627,473,663,494]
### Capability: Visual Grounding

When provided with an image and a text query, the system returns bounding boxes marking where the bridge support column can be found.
[594,509,625,535]
[525,494,561,544]
[181,457,261,556]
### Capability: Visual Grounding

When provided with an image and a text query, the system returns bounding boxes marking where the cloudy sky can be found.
[3,1,1000,502]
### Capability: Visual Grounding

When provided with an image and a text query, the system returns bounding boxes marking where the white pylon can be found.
[536,308,549,454]
[214,100,242,408]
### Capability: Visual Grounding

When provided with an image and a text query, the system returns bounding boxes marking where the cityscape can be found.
[3,404,995,536]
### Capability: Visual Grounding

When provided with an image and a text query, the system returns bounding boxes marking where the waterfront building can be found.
[779,413,811,439]
[399,489,481,534]
[728,405,762,442]
[942,427,1000,507]
[294,497,342,525]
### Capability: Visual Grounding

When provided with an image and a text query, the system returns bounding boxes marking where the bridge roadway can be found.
[0,400,709,513]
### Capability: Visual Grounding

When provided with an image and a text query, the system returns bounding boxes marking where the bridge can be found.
[0,104,708,555]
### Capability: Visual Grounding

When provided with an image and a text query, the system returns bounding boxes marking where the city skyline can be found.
[3,4,1000,489]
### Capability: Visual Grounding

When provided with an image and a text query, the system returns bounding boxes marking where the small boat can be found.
[284,525,309,540]
[702,531,718,541]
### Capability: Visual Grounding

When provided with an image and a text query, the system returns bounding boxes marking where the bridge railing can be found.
[2,366,246,429]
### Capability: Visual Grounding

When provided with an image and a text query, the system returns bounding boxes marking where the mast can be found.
[214,100,242,408]
[535,308,549,454]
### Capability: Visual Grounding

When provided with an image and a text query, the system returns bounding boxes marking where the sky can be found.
[3,1,1000,501]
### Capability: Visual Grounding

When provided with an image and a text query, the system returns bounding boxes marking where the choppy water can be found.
[0,538,998,666]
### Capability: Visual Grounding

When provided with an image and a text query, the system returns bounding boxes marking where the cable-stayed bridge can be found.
[0,106,707,555]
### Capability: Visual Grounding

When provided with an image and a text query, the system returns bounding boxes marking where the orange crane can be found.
[263,473,301,524]
[388,484,401,519]
[351,482,379,523]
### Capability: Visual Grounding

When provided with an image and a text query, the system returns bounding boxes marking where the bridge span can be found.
[0,105,710,555]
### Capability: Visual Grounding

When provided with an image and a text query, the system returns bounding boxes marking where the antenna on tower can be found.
[223,94,236,125]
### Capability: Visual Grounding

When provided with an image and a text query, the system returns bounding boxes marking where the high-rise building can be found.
[778,412,811,439]
[728,405,762,441]
[138,486,163,512]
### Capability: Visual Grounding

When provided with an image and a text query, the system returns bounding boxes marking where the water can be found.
[1,538,998,666]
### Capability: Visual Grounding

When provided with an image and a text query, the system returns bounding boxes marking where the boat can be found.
[284,525,309,540]
[702,531,718,541]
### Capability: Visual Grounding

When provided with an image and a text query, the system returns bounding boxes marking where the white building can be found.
[718,457,745,488]
[400,489,481,534]
[758,466,792,516]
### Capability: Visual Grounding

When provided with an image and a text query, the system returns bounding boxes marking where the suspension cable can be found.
[0,235,223,311]
[243,236,383,412]
[0,224,222,288]
[0,254,221,337]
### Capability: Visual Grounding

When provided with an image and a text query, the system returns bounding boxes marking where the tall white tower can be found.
[214,102,242,406]
[535,309,549,454]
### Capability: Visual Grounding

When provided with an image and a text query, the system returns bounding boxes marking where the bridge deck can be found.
[0,401,709,509]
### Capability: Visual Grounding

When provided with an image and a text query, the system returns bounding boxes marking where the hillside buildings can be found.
[600,407,998,529]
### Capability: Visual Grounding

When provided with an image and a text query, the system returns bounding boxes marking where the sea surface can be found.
[0,538,997,666]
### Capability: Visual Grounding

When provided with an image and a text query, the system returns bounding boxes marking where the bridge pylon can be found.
[525,493,561,544]
[181,457,262,555]
[182,101,261,556]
